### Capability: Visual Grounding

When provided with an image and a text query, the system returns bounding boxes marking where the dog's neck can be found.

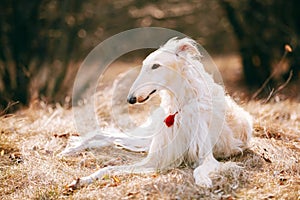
[159,87,198,115]
[160,58,215,115]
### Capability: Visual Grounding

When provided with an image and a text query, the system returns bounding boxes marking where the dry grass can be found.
[1,56,300,199]
[1,100,299,200]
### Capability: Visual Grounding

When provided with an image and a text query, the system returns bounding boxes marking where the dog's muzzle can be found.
[127,90,157,104]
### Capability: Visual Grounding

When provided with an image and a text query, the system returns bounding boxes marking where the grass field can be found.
[0,55,299,199]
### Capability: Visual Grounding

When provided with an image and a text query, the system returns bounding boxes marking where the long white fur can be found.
[64,37,252,188]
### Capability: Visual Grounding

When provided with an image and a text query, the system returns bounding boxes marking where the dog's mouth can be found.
[128,89,157,104]
[137,89,157,103]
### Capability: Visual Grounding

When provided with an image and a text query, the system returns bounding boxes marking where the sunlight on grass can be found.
[0,58,299,199]
[1,98,299,199]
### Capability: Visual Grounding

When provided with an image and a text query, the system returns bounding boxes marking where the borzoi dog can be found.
[65,37,252,189]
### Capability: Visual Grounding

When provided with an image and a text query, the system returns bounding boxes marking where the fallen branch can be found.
[263,70,293,103]
[252,44,293,100]
[0,101,19,116]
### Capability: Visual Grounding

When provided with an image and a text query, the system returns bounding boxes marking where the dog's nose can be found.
[127,95,137,104]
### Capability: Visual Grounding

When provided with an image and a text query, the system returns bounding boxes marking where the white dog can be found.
[65,37,252,189]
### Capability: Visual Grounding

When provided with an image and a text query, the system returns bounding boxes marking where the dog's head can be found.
[127,37,202,104]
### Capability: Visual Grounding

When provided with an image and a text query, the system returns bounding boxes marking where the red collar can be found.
[164,111,178,127]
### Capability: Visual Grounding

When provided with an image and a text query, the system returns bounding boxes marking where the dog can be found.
[64,37,253,189]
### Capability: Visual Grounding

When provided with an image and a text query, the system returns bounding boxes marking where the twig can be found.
[0,101,19,116]
[263,70,293,103]
[251,45,292,100]
[251,72,275,100]
[263,88,275,104]
[275,70,293,93]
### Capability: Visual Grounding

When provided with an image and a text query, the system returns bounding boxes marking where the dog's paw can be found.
[193,167,213,187]
[193,166,212,188]
[193,155,220,187]
[63,178,82,195]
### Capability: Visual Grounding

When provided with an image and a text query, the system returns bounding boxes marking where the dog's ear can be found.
[176,41,202,59]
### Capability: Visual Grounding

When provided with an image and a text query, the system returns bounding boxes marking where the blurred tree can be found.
[0,0,234,112]
[0,0,43,108]
[219,0,300,87]
[0,0,93,110]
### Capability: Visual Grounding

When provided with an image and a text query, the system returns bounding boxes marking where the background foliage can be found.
[0,0,299,111]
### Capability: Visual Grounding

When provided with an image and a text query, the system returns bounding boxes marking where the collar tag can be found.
[164,112,178,127]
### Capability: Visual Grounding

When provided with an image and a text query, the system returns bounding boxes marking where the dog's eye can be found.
[151,64,161,70]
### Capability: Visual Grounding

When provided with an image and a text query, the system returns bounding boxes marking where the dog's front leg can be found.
[67,166,113,189]
[193,153,220,187]
[66,159,156,189]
